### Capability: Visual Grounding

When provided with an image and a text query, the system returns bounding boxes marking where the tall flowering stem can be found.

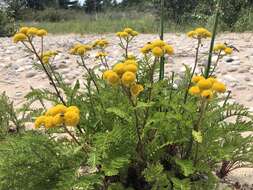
[183,38,201,103]
[185,99,207,160]
[80,56,100,93]
[159,0,165,80]
[204,0,221,78]
[27,37,66,105]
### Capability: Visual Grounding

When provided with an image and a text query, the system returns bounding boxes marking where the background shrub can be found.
[0,10,15,37]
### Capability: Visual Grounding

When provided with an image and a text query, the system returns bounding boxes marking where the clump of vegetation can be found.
[2,1,252,188]
[0,10,15,37]
[1,0,252,36]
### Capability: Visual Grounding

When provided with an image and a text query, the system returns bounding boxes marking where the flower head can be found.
[125,64,138,73]
[46,104,67,116]
[130,84,144,97]
[121,71,136,87]
[67,106,80,114]
[187,27,211,39]
[53,114,64,127]
[113,63,126,76]
[19,27,29,35]
[64,111,80,126]
[197,79,213,90]
[27,27,39,36]
[189,86,201,95]
[13,33,27,43]
[104,71,120,85]
[35,116,47,128]
[224,47,233,55]
[70,44,92,56]
[36,29,48,37]
[152,47,163,57]
[212,82,226,93]
[189,76,226,100]
[192,75,205,83]
[201,90,213,100]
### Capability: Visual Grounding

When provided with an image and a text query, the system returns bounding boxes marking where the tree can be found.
[84,0,103,13]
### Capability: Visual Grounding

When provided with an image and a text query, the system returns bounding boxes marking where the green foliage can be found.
[2,4,253,189]
[0,132,85,190]
[0,10,15,37]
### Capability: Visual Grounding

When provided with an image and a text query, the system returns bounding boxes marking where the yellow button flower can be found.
[67,106,80,115]
[124,27,133,34]
[130,84,144,97]
[130,31,139,36]
[212,82,226,93]
[187,31,197,38]
[152,47,163,57]
[195,27,212,38]
[13,33,27,43]
[197,79,212,90]
[189,86,201,95]
[44,116,54,129]
[77,47,86,56]
[213,43,226,52]
[201,90,213,100]
[36,29,48,37]
[124,60,138,66]
[46,104,67,116]
[64,111,80,126]
[125,64,138,73]
[151,39,166,47]
[119,32,129,38]
[121,71,136,87]
[207,77,217,85]
[107,71,120,85]
[27,27,39,36]
[164,45,174,55]
[34,116,47,128]
[42,56,50,64]
[103,70,115,80]
[192,76,205,83]
[224,47,233,55]
[113,63,126,75]
[19,27,29,35]
[53,114,64,127]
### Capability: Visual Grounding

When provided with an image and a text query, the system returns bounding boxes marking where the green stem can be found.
[27,37,66,105]
[222,90,231,108]
[185,100,207,159]
[204,0,222,78]
[159,0,165,80]
[183,38,201,104]
[80,57,100,93]
[209,50,222,77]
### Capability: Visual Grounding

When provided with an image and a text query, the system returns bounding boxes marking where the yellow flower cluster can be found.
[116,27,139,38]
[35,105,80,128]
[187,28,212,39]
[13,26,48,43]
[103,59,143,97]
[213,43,233,55]
[41,51,58,64]
[189,76,226,100]
[93,39,109,48]
[140,40,174,57]
[95,52,108,59]
[69,43,92,56]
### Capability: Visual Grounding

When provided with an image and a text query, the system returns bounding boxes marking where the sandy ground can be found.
[0,33,253,188]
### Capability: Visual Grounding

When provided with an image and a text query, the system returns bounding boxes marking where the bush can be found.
[0,132,85,190]
[20,8,80,22]
[0,10,15,37]
[234,8,253,32]
[7,19,253,190]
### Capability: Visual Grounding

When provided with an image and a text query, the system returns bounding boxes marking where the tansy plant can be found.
[4,13,253,189]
